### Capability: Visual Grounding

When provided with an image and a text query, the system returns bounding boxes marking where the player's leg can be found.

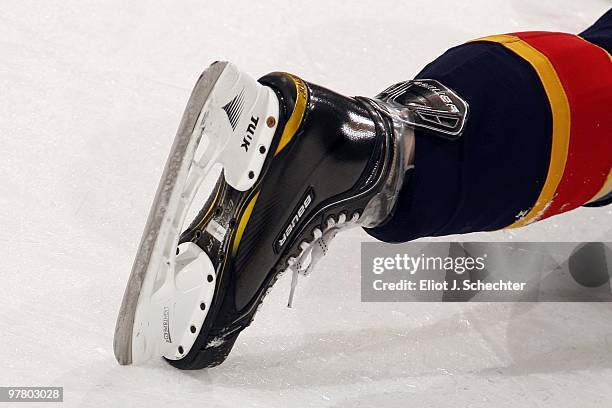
[367,10,612,242]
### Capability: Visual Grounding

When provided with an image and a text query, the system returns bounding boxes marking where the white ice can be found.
[2,0,612,407]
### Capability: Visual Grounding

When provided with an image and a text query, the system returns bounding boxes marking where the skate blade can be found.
[113,61,279,365]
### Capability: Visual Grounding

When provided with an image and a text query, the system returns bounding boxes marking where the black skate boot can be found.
[114,62,468,369]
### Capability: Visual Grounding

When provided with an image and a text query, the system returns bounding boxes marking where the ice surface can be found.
[1,0,611,407]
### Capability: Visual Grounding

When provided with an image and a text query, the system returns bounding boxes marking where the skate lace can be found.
[286,211,360,307]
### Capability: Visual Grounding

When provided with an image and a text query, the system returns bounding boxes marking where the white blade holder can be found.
[114,62,279,365]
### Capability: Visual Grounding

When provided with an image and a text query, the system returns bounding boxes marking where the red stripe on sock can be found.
[513,31,612,218]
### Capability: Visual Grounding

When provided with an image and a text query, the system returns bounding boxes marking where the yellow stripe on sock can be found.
[475,34,571,228]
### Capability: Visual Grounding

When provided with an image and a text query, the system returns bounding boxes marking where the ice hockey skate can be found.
[113,61,468,369]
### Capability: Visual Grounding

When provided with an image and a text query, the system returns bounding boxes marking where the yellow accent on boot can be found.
[274,73,308,155]
[232,192,260,255]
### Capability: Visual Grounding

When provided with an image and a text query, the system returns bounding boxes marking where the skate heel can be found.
[114,61,279,365]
